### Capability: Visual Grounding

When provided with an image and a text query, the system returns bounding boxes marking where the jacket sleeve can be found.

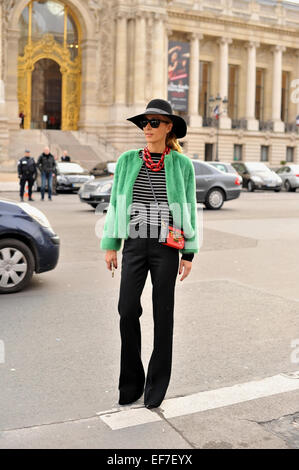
[180,161,199,255]
[17,160,22,176]
[100,157,123,251]
[37,155,42,171]
[32,159,37,178]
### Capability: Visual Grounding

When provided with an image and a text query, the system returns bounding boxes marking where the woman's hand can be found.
[105,250,118,271]
[179,259,192,282]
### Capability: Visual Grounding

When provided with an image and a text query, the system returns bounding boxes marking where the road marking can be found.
[100,407,161,430]
[99,371,299,430]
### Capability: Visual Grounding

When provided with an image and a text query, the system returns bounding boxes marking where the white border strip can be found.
[161,372,299,419]
[99,372,299,430]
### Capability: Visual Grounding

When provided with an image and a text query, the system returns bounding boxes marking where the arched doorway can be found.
[17,0,81,130]
[31,59,62,129]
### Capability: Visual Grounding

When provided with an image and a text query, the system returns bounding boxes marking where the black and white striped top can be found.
[129,152,174,229]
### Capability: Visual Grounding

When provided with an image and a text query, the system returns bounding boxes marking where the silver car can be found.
[35,162,94,193]
[192,160,241,210]
[275,164,299,192]
[232,162,282,192]
[208,161,243,185]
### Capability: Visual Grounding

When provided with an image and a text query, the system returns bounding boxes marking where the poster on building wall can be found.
[168,41,190,112]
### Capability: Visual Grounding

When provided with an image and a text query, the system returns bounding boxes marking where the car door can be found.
[276,167,286,185]
[235,163,249,187]
[192,161,215,202]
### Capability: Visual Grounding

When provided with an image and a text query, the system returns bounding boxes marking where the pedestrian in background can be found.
[37,147,56,201]
[61,150,71,162]
[19,112,25,129]
[17,150,37,202]
[100,99,199,409]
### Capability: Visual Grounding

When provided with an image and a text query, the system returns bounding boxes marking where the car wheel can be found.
[205,188,224,210]
[274,187,281,192]
[0,239,35,294]
[284,180,295,192]
[247,180,255,192]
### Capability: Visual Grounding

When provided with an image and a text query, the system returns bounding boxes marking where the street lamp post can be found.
[209,94,228,162]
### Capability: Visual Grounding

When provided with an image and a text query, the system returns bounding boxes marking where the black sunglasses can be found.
[140,118,171,129]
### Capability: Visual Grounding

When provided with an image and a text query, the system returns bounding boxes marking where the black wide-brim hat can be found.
[127,99,187,139]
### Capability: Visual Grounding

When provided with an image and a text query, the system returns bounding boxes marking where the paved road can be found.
[0,190,299,449]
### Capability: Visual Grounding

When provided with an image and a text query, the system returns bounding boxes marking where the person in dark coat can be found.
[17,150,37,202]
[60,150,71,162]
[37,147,57,201]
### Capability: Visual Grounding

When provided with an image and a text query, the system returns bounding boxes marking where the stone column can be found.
[152,14,166,98]
[272,44,286,132]
[217,37,232,129]
[0,3,2,82]
[115,12,128,106]
[78,38,99,133]
[246,41,259,131]
[189,33,203,127]
[133,11,146,109]
[295,51,299,119]
[5,28,19,130]
[165,27,173,102]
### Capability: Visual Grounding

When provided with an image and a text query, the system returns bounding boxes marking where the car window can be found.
[236,164,246,174]
[227,164,238,174]
[276,167,284,174]
[192,162,214,175]
[213,163,227,173]
[285,167,291,173]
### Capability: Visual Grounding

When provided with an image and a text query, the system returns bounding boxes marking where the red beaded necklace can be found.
[142,146,171,172]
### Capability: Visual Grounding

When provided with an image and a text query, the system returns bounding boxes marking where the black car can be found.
[231,162,282,192]
[0,199,60,293]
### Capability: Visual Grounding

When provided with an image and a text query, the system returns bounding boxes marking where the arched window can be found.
[19,1,80,60]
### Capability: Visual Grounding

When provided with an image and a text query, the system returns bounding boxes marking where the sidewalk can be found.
[0,173,19,192]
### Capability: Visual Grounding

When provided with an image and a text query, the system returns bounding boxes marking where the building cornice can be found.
[167,8,299,40]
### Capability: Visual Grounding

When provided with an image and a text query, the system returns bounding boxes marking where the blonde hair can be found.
[166,131,183,153]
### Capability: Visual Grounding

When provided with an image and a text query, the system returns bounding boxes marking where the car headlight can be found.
[20,203,55,233]
[95,183,112,194]
[58,175,68,183]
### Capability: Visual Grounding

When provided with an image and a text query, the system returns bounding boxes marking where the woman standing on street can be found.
[100,99,199,409]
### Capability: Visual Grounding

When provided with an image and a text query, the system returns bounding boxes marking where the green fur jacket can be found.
[100,149,199,255]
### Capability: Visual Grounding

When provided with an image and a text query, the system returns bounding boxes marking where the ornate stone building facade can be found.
[0,0,299,168]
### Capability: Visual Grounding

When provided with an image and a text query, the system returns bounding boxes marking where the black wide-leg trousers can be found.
[117,229,179,407]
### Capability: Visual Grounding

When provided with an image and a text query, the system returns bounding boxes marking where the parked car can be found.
[191,160,241,209]
[78,175,113,209]
[34,162,94,193]
[274,164,299,191]
[208,161,243,185]
[79,160,241,211]
[0,199,60,293]
[90,161,116,177]
[231,162,282,192]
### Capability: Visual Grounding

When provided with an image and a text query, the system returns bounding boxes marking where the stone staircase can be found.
[0,129,119,172]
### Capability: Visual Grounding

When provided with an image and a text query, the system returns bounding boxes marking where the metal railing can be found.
[259,120,274,132]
